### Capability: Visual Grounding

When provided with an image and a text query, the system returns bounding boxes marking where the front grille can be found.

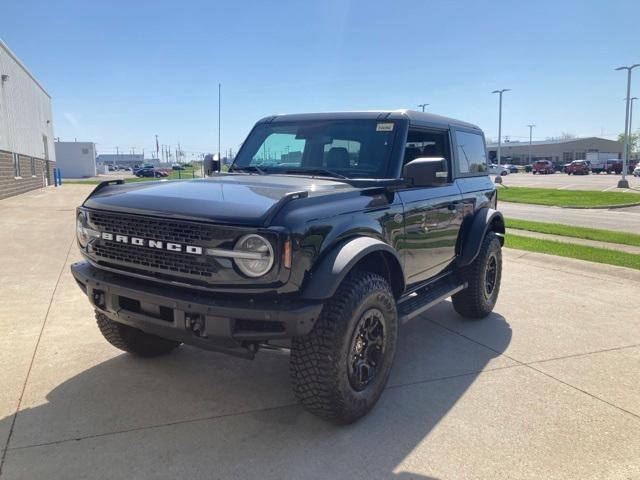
[93,242,219,278]
[86,210,239,283]
[89,211,233,245]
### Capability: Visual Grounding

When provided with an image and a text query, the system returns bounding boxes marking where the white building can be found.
[0,38,56,199]
[54,141,96,178]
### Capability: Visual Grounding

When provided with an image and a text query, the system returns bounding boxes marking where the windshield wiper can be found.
[230,165,267,175]
[283,168,348,179]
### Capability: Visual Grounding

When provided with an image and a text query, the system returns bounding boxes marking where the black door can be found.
[397,128,463,286]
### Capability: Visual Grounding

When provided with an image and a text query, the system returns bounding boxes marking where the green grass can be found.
[506,218,640,247]
[65,168,200,185]
[498,186,640,207]
[506,234,640,270]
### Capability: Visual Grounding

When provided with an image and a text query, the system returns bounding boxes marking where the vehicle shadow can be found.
[0,301,511,480]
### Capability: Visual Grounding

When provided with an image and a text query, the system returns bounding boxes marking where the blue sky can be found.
[2,0,639,159]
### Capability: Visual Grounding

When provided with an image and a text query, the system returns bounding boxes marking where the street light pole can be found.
[615,64,640,188]
[527,124,536,165]
[629,97,638,141]
[492,89,510,183]
[417,103,429,112]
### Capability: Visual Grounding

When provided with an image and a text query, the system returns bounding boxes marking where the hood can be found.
[82,174,356,226]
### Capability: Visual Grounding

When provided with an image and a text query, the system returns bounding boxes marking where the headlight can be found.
[76,212,90,248]
[233,234,274,278]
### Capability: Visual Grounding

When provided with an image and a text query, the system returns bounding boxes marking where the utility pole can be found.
[417,103,429,112]
[116,146,119,167]
[629,97,638,143]
[218,83,222,164]
[492,89,510,183]
[527,124,536,165]
[615,64,640,188]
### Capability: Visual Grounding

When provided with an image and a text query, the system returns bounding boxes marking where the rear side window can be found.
[455,131,487,175]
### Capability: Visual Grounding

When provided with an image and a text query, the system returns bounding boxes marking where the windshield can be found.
[232,120,398,179]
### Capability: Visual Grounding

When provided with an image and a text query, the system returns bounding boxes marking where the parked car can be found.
[565,160,590,175]
[524,164,532,173]
[633,164,640,177]
[603,159,623,174]
[171,164,185,170]
[71,110,504,423]
[504,164,518,174]
[532,160,555,174]
[489,163,509,175]
[135,165,166,178]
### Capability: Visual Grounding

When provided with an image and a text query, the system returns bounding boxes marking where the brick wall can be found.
[0,149,54,200]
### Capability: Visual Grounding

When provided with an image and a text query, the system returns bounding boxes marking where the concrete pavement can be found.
[500,201,640,233]
[1,185,639,479]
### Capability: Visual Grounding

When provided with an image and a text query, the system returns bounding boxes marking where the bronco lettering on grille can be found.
[100,232,203,255]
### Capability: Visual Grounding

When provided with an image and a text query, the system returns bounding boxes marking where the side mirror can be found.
[402,157,448,187]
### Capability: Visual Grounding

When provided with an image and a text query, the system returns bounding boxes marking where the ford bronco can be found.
[71,110,504,423]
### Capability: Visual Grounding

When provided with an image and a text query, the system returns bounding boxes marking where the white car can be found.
[489,164,509,176]
[633,164,640,177]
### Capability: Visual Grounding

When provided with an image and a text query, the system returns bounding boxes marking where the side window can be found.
[403,129,450,174]
[455,131,487,175]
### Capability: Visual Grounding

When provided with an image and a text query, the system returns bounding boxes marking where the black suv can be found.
[72,111,504,423]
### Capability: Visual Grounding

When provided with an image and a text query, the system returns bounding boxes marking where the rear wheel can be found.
[290,271,398,423]
[452,232,502,319]
[96,312,181,357]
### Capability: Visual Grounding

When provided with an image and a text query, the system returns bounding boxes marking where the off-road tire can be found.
[290,271,398,424]
[452,231,502,319]
[96,311,181,357]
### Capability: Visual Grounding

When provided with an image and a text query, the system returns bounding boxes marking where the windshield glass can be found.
[232,120,398,178]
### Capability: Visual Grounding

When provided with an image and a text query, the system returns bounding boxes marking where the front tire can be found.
[452,232,502,319]
[290,271,398,423]
[96,312,181,357]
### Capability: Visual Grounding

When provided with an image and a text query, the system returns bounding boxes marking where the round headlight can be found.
[233,234,274,278]
[76,213,89,248]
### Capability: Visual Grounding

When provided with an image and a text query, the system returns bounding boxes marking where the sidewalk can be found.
[507,228,640,255]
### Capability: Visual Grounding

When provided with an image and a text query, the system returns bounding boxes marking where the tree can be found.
[617,131,639,153]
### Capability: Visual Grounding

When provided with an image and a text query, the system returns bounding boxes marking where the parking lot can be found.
[494,171,640,192]
[1,185,639,479]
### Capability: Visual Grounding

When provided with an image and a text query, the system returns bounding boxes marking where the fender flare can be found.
[300,236,403,301]
[457,208,505,267]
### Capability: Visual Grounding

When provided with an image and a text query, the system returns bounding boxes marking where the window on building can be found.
[455,131,487,175]
[30,157,36,176]
[13,153,21,178]
[562,152,573,162]
[82,148,89,154]
[575,151,586,160]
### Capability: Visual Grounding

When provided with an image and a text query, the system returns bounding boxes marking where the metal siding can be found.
[0,42,56,162]
[54,142,97,178]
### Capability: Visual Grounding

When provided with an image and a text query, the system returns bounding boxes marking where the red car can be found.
[565,160,590,175]
[603,160,622,174]
[532,160,555,174]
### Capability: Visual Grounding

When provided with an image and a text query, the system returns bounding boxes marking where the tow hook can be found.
[185,313,206,337]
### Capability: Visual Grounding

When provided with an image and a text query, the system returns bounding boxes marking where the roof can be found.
[0,38,50,98]
[486,137,620,148]
[259,110,481,131]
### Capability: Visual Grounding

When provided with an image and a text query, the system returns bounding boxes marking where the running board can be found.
[397,276,467,323]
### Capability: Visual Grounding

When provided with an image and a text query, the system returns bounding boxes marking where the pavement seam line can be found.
[428,319,640,422]
[0,234,76,476]
[528,343,640,365]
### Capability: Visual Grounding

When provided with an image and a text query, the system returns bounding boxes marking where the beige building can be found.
[487,137,623,165]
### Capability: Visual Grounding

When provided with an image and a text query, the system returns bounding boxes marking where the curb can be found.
[500,200,640,210]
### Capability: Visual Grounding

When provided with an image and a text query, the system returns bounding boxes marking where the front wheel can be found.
[452,232,502,319]
[290,271,398,423]
[96,312,181,357]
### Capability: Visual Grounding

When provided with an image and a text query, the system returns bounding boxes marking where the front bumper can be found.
[71,261,323,358]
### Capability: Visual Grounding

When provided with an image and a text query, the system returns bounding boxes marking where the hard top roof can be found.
[258,110,481,131]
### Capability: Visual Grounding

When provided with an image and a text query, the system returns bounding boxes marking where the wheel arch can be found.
[456,208,505,268]
[300,236,405,301]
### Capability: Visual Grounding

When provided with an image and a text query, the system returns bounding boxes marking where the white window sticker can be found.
[376,122,394,132]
